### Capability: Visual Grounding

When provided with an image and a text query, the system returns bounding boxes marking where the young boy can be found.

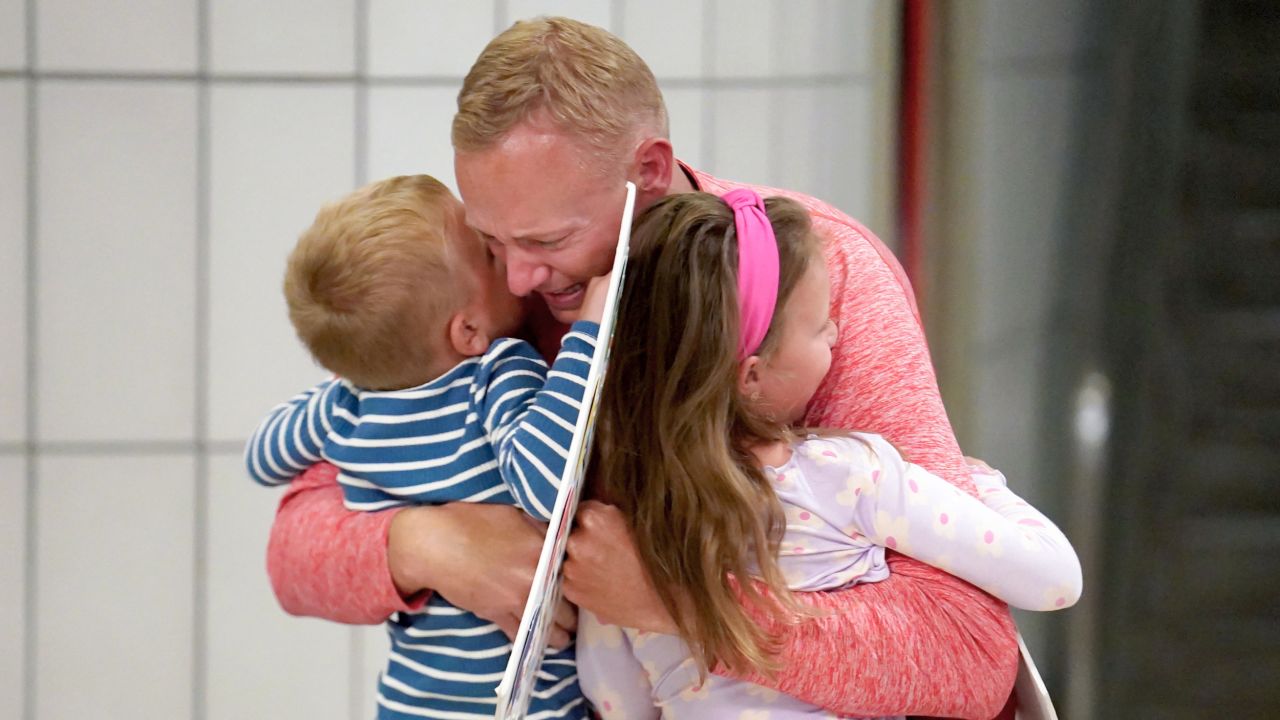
[245,174,596,719]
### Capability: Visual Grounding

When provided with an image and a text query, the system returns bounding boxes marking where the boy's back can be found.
[247,175,598,719]
[248,328,599,719]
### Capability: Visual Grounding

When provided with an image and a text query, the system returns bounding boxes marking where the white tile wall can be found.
[15,3,891,717]
[711,0,775,78]
[505,0,612,31]
[0,456,24,720]
[776,0,875,78]
[207,85,355,443]
[367,86,459,190]
[206,453,352,720]
[369,0,497,77]
[355,626,393,714]
[35,454,195,720]
[710,88,773,187]
[0,0,24,69]
[210,0,356,75]
[36,81,197,443]
[620,0,705,80]
[0,80,25,443]
[661,86,707,172]
[36,0,197,73]
[775,84,876,226]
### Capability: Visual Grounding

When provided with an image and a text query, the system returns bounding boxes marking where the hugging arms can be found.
[263,194,1021,719]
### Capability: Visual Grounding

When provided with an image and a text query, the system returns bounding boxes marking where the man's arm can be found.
[265,461,579,645]
[565,502,1018,719]
[733,555,1019,718]
[266,462,420,623]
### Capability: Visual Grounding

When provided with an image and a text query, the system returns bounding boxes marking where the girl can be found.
[578,190,1082,719]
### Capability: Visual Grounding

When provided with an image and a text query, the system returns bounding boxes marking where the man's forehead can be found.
[463,201,577,240]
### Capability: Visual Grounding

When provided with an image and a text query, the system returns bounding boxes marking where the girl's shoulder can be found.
[792,431,903,468]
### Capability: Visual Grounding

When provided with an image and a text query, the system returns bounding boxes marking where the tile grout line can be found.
[0,68,875,89]
[192,0,211,717]
[611,0,625,35]
[701,0,716,172]
[766,1,783,187]
[22,0,37,717]
[4,440,247,455]
[351,1,371,718]
[494,0,508,34]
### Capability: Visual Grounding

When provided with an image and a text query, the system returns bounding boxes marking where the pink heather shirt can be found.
[264,165,1019,719]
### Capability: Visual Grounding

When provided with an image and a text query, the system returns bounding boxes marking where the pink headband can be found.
[723,188,779,360]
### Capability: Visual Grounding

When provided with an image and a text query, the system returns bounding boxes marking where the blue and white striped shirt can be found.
[246,322,598,720]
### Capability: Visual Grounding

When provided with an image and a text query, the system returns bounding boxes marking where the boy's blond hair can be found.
[284,175,463,390]
[453,16,668,166]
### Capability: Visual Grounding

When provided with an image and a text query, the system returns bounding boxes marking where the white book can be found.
[494,181,637,720]
[1014,633,1059,720]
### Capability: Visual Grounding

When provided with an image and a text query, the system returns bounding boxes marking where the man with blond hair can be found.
[266,17,1019,719]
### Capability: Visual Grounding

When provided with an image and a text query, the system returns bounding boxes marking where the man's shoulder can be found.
[689,166,875,245]
[688,164,918,319]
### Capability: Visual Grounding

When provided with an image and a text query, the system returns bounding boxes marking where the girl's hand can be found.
[963,455,997,475]
[580,272,613,324]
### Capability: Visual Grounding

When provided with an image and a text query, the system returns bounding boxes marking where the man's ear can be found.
[632,136,675,200]
[737,355,764,400]
[447,310,491,358]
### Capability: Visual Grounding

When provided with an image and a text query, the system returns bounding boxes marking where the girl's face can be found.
[751,259,839,424]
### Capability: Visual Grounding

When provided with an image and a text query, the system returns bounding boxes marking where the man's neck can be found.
[668,160,698,194]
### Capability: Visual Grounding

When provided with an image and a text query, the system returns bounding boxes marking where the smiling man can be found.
[265,16,1019,719]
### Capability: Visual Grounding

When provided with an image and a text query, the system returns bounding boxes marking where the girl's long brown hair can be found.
[593,191,821,678]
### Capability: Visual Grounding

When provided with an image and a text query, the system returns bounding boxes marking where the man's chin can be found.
[540,285,586,323]
[546,305,582,325]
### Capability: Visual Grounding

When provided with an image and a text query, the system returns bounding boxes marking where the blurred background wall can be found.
[2,1,1277,719]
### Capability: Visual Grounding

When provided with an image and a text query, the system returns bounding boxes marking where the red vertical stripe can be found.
[899,0,931,303]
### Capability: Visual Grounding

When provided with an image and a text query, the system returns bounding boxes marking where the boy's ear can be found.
[447,310,491,358]
[737,355,763,399]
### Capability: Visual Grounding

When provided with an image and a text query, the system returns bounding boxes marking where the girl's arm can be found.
[566,501,1019,719]
[476,323,598,521]
[844,435,1082,611]
[577,611,660,720]
[244,379,343,486]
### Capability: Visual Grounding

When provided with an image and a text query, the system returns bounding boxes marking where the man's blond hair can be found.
[284,175,463,390]
[453,16,668,164]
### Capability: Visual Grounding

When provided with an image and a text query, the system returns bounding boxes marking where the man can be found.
[268,17,1018,719]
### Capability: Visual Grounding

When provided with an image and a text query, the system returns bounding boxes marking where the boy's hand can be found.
[580,272,613,324]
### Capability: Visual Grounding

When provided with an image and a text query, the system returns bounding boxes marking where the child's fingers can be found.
[554,596,578,633]
[963,455,996,474]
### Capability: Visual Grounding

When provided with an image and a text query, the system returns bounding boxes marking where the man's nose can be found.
[505,249,551,296]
